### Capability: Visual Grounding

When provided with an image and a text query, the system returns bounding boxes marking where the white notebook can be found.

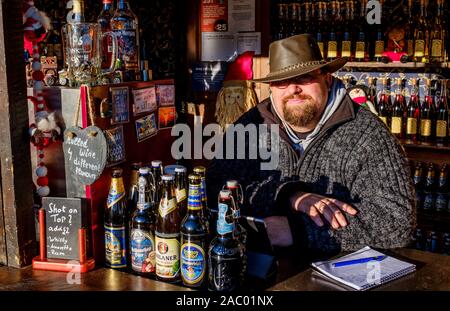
[311,246,416,291]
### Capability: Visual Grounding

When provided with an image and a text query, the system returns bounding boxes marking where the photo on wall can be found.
[104,126,126,166]
[156,84,175,107]
[158,106,176,129]
[110,86,130,124]
[132,86,157,116]
[135,113,158,142]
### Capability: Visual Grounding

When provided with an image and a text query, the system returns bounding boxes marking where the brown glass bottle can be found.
[155,175,180,282]
[104,168,128,269]
[98,0,115,69]
[128,162,141,218]
[413,0,429,63]
[193,166,211,236]
[175,166,188,219]
[435,81,448,145]
[436,164,449,212]
[130,175,155,276]
[151,160,163,205]
[406,78,420,142]
[180,174,208,288]
[391,79,406,139]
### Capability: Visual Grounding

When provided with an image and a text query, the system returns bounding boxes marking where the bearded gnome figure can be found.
[215,51,258,129]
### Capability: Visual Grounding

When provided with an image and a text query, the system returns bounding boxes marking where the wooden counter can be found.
[0,248,449,291]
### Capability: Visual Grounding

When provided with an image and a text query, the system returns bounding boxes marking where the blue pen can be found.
[332,255,387,268]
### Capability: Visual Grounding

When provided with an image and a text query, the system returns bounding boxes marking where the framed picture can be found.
[156,84,175,107]
[158,106,176,129]
[135,113,158,142]
[132,86,157,116]
[110,86,130,124]
[104,126,126,166]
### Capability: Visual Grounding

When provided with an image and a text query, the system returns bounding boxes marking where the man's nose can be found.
[287,83,302,94]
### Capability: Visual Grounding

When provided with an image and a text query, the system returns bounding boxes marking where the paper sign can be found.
[132,87,157,115]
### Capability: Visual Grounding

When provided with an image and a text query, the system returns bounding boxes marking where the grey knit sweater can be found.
[206,95,416,254]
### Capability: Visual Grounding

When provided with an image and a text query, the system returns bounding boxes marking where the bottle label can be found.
[379,116,388,126]
[355,42,365,59]
[155,236,180,279]
[414,40,425,57]
[420,119,432,137]
[431,39,443,57]
[317,42,324,58]
[107,179,125,208]
[217,203,234,235]
[436,120,447,137]
[187,185,202,210]
[159,198,177,218]
[180,243,206,285]
[374,41,384,57]
[406,117,417,135]
[176,188,187,203]
[436,193,448,211]
[114,29,138,69]
[327,41,337,58]
[105,225,126,268]
[391,117,402,134]
[131,229,155,273]
[341,41,351,57]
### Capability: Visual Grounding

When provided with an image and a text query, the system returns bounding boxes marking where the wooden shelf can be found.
[343,62,450,69]
[401,140,450,151]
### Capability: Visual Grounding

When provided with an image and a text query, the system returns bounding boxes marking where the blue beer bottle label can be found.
[181,243,206,285]
[131,229,155,273]
[217,203,234,235]
[105,225,127,268]
[187,184,202,210]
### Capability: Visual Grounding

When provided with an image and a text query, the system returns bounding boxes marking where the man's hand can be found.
[290,192,357,229]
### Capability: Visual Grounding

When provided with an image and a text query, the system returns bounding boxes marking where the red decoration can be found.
[37,176,49,187]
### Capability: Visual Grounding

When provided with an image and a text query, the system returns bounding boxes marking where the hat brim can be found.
[252,57,348,83]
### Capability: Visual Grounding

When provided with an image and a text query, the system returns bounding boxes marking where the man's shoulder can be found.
[234,98,275,125]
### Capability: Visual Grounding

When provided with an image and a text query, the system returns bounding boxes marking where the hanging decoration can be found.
[23,0,60,197]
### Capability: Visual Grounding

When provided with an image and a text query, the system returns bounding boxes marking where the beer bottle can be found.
[406,78,420,142]
[391,78,405,139]
[208,190,242,292]
[104,168,128,269]
[378,78,391,128]
[130,175,156,276]
[128,162,141,219]
[151,160,163,204]
[413,161,425,210]
[419,79,435,143]
[155,175,181,283]
[423,163,436,210]
[175,166,188,219]
[180,174,208,288]
[193,166,211,235]
[436,164,449,213]
[414,228,425,250]
[225,180,247,286]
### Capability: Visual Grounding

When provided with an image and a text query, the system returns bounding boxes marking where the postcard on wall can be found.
[135,113,158,142]
[158,106,176,129]
[157,84,175,107]
[110,86,130,124]
[104,126,126,166]
[132,86,157,116]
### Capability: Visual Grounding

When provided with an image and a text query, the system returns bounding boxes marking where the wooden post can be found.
[0,0,36,267]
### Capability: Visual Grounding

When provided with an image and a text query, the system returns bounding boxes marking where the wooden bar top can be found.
[270,248,450,291]
[0,248,449,291]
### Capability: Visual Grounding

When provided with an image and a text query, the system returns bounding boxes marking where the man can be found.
[206,34,415,255]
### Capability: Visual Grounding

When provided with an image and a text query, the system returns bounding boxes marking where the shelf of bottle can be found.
[342,62,450,70]
[400,139,450,151]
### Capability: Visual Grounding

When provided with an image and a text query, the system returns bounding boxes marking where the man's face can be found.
[269,70,331,131]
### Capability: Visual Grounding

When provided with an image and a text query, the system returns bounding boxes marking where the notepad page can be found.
[311,246,416,291]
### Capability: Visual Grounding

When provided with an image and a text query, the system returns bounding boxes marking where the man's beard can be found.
[282,94,318,128]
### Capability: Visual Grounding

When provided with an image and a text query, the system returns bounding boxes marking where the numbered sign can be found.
[43,197,86,260]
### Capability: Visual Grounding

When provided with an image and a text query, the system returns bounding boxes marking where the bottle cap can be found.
[188,174,201,184]
[151,160,162,167]
[193,166,206,174]
[139,167,150,175]
[175,166,187,173]
[162,174,174,181]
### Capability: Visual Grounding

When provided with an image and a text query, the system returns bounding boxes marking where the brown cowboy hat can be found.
[252,34,348,83]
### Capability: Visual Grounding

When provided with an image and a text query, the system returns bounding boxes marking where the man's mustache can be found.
[283,94,312,103]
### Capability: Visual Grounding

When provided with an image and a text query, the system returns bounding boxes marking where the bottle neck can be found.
[187,183,202,213]
[217,198,235,237]
[118,0,130,10]
[110,177,125,193]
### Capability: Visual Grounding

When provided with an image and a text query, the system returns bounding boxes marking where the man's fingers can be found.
[329,198,357,215]
[307,206,324,227]
[314,201,340,229]
[323,200,348,227]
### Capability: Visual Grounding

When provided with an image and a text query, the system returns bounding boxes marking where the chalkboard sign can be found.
[63,126,107,185]
[43,197,86,260]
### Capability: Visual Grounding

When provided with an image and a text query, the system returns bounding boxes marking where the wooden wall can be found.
[0,0,36,267]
